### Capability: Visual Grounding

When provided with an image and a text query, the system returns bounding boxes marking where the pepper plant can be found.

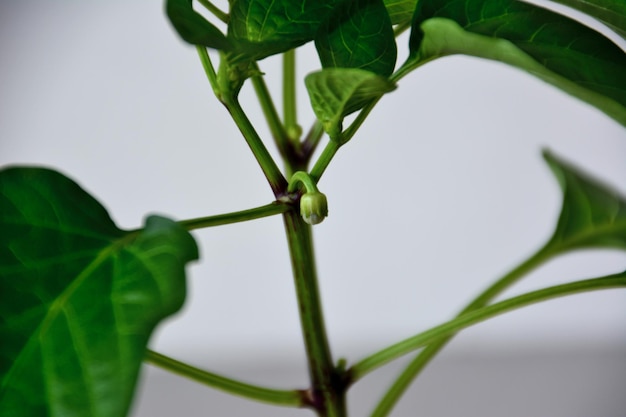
[1,0,626,416]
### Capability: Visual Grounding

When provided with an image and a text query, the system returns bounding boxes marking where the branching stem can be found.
[145,350,304,407]
[179,202,291,231]
[350,271,626,384]
[365,245,554,417]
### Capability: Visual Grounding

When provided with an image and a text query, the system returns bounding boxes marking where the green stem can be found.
[309,95,382,182]
[145,350,304,407]
[288,171,320,194]
[310,141,340,183]
[283,49,300,144]
[301,120,325,159]
[223,96,288,197]
[340,101,378,144]
[197,0,229,23]
[282,210,346,417]
[367,245,553,417]
[196,48,287,195]
[250,65,291,158]
[350,271,626,383]
[196,46,220,99]
[178,202,291,231]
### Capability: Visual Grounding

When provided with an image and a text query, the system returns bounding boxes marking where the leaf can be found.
[543,150,626,252]
[166,0,231,50]
[549,0,626,39]
[305,68,396,141]
[405,0,626,127]
[315,0,397,76]
[227,0,341,60]
[384,0,418,26]
[0,167,198,417]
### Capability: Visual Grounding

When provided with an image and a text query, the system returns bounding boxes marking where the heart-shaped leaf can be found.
[384,0,418,26]
[543,151,626,253]
[404,0,626,127]
[550,0,626,39]
[305,68,396,141]
[228,0,341,60]
[0,167,198,417]
[315,0,397,76]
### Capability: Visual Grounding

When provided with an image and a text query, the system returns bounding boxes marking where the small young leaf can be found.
[228,0,341,60]
[405,0,626,126]
[550,0,626,39]
[315,0,397,76]
[166,0,231,50]
[305,68,396,141]
[543,151,626,253]
[384,0,418,26]
[0,167,198,417]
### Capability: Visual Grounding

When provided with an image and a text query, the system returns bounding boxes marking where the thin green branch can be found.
[301,120,325,159]
[196,46,221,98]
[367,246,553,417]
[197,0,229,23]
[310,141,340,183]
[250,64,291,157]
[196,47,287,195]
[283,49,300,144]
[350,271,626,382]
[339,97,381,145]
[145,350,304,407]
[223,96,288,196]
[178,202,291,231]
[282,210,346,416]
[308,95,382,182]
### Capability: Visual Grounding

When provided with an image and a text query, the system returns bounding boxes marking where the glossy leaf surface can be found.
[384,0,418,26]
[0,167,198,417]
[305,68,396,141]
[315,0,397,76]
[406,0,626,126]
[550,0,626,39]
[228,0,340,60]
[543,151,626,252]
[166,0,231,50]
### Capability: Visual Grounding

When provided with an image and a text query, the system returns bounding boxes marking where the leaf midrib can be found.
[1,233,135,411]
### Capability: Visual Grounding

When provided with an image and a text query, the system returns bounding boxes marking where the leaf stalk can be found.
[145,350,304,407]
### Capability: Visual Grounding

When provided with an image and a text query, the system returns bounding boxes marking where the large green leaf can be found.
[384,0,418,26]
[549,0,626,39]
[305,68,397,141]
[227,0,341,60]
[405,0,626,126]
[165,0,231,50]
[315,0,397,76]
[542,151,626,253]
[0,167,198,417]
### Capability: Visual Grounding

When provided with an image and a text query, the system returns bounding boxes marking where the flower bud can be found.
[300,191,328,225]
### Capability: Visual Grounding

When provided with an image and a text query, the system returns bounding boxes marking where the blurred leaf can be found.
[315,0,397,76]
[549,0,626,39]
[0,167,198,417]
[384,0,418,26]
[543,151,626,252]
[305,68,396,141]
[405,0,626,126]
[166,0,231,50]
[228,0,341,60]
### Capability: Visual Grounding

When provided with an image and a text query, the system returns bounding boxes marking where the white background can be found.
[1,0,625,408]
